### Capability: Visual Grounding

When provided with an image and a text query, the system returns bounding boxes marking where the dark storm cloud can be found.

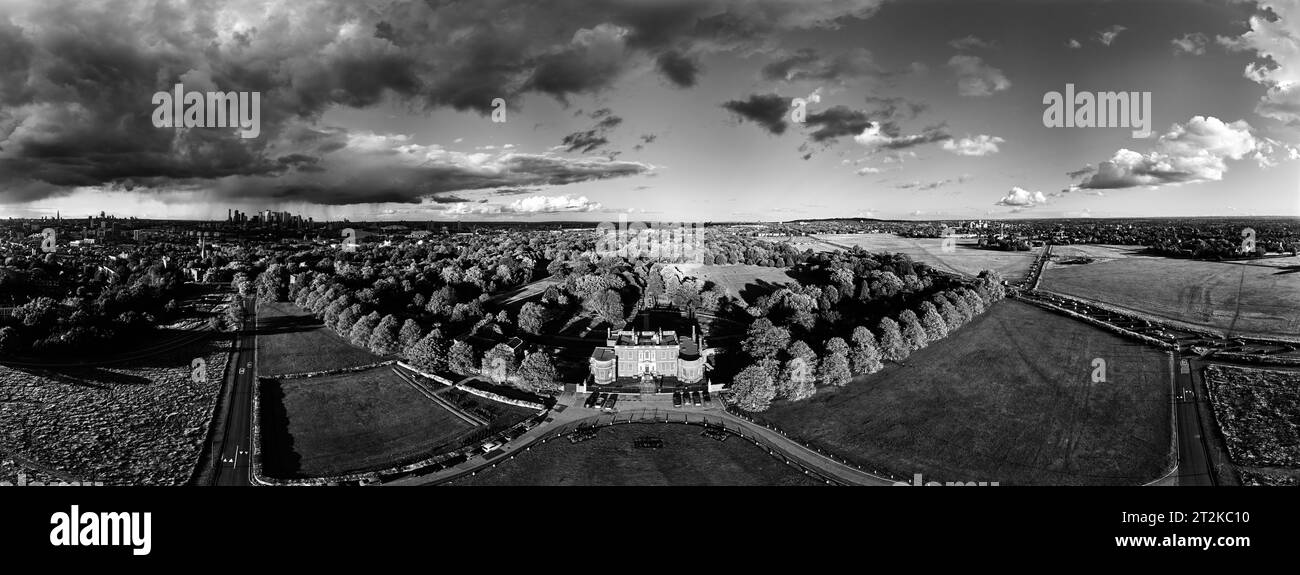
[804,106,872,142]
[495,187,540,196]
[0,0,884,205]
[560,112,624,154]
[206,149,653,206]
[431,194,470,204]
[656,50,701,88]
[722,93,789,135]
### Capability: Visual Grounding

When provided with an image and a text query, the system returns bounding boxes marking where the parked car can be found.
[673,391,682,407]
[691,391,702,406]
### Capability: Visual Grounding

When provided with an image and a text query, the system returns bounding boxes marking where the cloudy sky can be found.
[0,0,1297,221]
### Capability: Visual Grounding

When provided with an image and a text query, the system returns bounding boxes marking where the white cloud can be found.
[1097,25,1127,46]
[856,166,882,175]
[852,124,950,150]
[1218,1,1300,124]
[1071,116,1296,189]
[995,187,1047,207]
[449,193,604,215]
[947,55,1011,97]
[942,134,1005,156]
[1065,38,1083,49]
[1171,32,1209,56]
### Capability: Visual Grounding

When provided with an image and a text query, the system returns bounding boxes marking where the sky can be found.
[0,0,1298,222]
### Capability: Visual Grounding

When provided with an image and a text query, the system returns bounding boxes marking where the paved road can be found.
[1172,355,1214,486]
[210,297,256,486]
[390,394,895,486]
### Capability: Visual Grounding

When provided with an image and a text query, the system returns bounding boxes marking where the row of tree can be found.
[726,271,1006,412]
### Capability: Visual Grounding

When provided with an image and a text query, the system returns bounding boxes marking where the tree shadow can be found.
[257,380,302,478]
[252,312,323,336]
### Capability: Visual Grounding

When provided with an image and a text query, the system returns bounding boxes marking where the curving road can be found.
[390,397,896,486]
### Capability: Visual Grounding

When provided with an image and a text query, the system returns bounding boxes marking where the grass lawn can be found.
[1039,255,1300,339]
[456,422,823,486]
[670,263,797,304]
[0,336,230,485]
[256,301,386,376]
[259,367,475,478]
[811,233,1040,279]
[759,299,1171,485]
[1203,364,1300,469]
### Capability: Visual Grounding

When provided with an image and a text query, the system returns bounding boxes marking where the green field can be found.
[811,233,1040,279]
[256,301,386,376]
[259,367,474,478]
[670,263,797,303]
[456,422,823,486]
[1040,255,1300,339]
[759,299,1171,485]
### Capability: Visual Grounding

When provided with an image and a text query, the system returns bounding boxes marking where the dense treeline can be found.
[725,260,1007,412]
[0,261,187,356]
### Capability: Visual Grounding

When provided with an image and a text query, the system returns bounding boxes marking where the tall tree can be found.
[849,326,884,375]
[777,349,816,400]
[349,311,382,347]
[742,317,791,359]
[367,314,401,355]
[961,287,986,315]
[726,364,777,413]
[481,343,517,384]
[933,295,963,331]
[784,358,817,401]
[447,339,476,374]
[334,303,363,334]
[919,301,948,341]
[824,336,850,357]
[405,329,447,372]
[518,302,548,334]
[975,270,1006,303]
[877,317,909,362]
[397,319,423,354]
[255,264,289,303]
[898,309,929,351]
[518,352,560,393]
[818,351,852,387]
[945,291,974,324]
